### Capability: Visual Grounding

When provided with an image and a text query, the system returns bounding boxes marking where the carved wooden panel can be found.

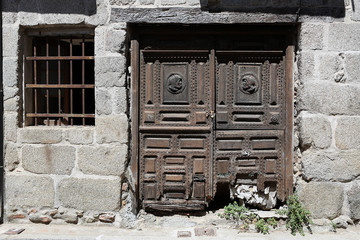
[215,52,285,130]
[139,50,213,211]
[213,130,286,201]
[140,51,212,130]
[140,133,212,210]
[138,47,291,210]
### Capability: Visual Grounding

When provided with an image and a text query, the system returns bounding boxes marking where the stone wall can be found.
[2,0,133,226]
[2,0,360,226]
[296,7,360,221]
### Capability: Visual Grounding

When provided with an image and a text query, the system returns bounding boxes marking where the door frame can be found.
[130,25,294,210]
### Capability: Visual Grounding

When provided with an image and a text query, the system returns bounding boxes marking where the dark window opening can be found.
[25,35,95,126]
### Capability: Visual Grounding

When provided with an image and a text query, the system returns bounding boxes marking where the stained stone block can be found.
[299,112,332,149]
[3,57,19,87]
[58,178,121,211]
[351,0,360,21]
[298,182,343,219]
[4,143,19,171]
[328,23,360,51]
[6,175,54,209]
[105,28,126,53]
[64,128,94,145]
[345,53,360,83]
[302,150,360,182]
[2,25,19,57]
[96,115,128,144]
[297,51,315,83]
[109,0,136,5]
[22,145,75,175]
[113,87,127,114]
[348,182,360,220]
[78,145,127,176]
[19,127,62,144]
[299,23,324,50]
[316,52,340,82]
[96,88,112,115]
[95,56,127,87]
[299,82,360,115]
[161,0,186,5]
[4,113,18,142]
[335,117,360,150]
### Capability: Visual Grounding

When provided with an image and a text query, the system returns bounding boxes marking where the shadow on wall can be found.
[2,0,96,15]
[200,0,346,18]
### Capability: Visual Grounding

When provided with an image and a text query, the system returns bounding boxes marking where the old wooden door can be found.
[133,27,293,211]
[138,50,215,211]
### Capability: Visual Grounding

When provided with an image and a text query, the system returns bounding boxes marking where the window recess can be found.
[25,35,95,126]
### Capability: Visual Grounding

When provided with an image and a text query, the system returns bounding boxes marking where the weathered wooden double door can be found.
[135,30,293,211]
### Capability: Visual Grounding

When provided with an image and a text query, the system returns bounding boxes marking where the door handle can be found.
[241,150,251,157]
[206,110,215,119]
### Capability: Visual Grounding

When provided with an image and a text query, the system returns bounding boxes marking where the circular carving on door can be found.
[166,73,186,94]
[240,74,259,94]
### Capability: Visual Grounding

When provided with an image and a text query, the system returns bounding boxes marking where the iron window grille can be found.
[25,35,95,126]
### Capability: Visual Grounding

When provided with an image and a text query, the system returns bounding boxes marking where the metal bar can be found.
[58,37,61,125]
[46,38,49,126]
[26,56,94,61]
[33,40,38,126]
[139,126,211,132]
[70,37,73,126]
[26,84,94,89]
[27,113,95,118]
[82,35,85,126]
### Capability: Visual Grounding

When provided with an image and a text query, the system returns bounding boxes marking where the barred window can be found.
[25,35,95,126]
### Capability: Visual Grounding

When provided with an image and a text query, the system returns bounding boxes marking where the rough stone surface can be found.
[352,0,360,21]
[299,82,360,115]
[298,182,343,219]
[302,150,360,182]
[109,0,136,5]
[95,56,126,87]
[333,215,353,229]
[58,178,121,211]
[6,175,54,209]
[299,112,332,149]
[345,53,360,83]
[22,145,75,175]
[64,128,93,145]
[3,57,19,87]
[29,214,52,224]
[348,182,360,220]
[78,145,127,176]
[4,143,19,172]
[2,25,19,57]
[99,213,115,223]
[328,23,360,51]
[316,52,341,82]
[297,51,315,83]
[96,115,128,144]
[335,117,360,150]
[4,113,18,142]
[162,0,186,5]
[105,28,126,53]
[4,96,19,112]
[19,128,63,144]
[113,87,127,114]
[139,0,155,5]
[299,23,324,50]
[96,88,112,115]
